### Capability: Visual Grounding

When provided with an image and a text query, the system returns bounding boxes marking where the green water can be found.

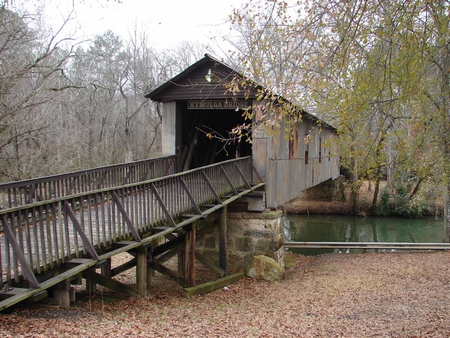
[284,214,445,255]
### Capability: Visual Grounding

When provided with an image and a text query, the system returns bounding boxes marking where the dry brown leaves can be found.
[2,251,450,337]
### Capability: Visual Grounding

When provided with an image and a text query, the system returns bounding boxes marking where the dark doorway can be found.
[178,104,252,170]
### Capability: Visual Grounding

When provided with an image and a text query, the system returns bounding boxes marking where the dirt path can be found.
[2,251,450,337]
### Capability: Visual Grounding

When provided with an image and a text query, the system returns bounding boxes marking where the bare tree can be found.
[0,6,77,180]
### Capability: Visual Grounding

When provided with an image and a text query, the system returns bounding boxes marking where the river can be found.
[284,214,445,255]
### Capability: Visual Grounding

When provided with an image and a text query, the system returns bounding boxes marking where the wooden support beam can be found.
[150,262,190,288]
[155,247,178,264]
[0,259,100,311]
[182,272,244,297]
[86,267,97,295]
[152,234,184,256]
[28,290,48,303]
[147,252,154,290]
[101,258,112,279]
[82,269,139,297]
[0,288,29,301]
[136,246,148,297]
[194,252,225,277]
[184,223,196,286]
[178,231,185,283]
[111,257,137,277]
[52,279,71,308]
[66,258,110,295]
[219,206,228,275]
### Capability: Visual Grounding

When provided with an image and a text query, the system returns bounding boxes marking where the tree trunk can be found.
[445,187,450,242]
[408,178,422,200]
[372,177,380,214]
[443,123,450,241]
[371,127,387,214]
[349,144,360,213]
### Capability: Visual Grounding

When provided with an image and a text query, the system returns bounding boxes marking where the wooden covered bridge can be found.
[0,55,340,311]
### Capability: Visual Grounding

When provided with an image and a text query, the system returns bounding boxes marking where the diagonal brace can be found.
[220,165,238,195]
[1,215,40,288]
[233,162,252,189]
[64,201,99,260]
[180,177,202,215]
[201,170,222,204]
[150,183,176,227]
[112,192,141,241]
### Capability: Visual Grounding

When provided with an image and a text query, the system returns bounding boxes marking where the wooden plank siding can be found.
[262,116,340,207]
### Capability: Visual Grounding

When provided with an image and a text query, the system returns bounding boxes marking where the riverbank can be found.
[2,250,450,337]
[281,179,442,217]
[280,180,369,215]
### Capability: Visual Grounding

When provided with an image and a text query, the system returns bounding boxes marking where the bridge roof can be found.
[145,53,261,102]
[145,54,336,131]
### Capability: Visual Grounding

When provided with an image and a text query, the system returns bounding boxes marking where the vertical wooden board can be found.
[162,101,177,155]
[277,160,289,206]
[289,159,303,200]
[252,138,268,183]
[275,119,290,160]
[266,160,276,208]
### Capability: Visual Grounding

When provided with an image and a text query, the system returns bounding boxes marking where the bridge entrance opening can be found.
[178,101,252,170]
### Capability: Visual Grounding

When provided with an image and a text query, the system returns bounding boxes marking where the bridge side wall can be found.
[252,100,340,208]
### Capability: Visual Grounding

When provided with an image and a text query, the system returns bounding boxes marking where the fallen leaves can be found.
[2,251,450,337]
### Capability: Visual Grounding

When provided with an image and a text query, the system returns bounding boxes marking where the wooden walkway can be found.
[0,156,264,311]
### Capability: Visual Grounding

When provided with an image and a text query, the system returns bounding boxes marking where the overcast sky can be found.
[11,0,246,49]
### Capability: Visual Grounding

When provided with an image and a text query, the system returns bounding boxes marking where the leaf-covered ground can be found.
[2,251,450,337]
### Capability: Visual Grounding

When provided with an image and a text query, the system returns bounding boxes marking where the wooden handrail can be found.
[0,157,262,290]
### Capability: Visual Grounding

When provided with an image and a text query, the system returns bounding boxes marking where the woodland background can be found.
[1,0,449,222]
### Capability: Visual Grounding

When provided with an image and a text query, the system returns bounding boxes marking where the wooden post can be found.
[136,246,148,297]
[101,258,112,279]
[178,232,186,281]
[219,206,228,276]
[147,251,154,290]
[86,268,97,296]
[53,279,71,308]
[184,223,196,286]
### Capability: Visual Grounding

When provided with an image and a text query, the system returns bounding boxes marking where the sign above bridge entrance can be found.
[187,100,251,110]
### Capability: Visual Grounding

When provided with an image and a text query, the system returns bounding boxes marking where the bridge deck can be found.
[0,157,264,311]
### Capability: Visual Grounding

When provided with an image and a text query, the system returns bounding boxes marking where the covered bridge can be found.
[145,54,340,208]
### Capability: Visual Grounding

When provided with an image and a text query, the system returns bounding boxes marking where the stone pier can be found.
[198,209,284,273]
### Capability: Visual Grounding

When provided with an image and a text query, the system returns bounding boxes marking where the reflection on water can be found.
[285,214,445,255]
